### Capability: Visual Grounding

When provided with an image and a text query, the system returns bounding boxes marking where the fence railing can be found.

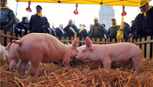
[0,30,152,60]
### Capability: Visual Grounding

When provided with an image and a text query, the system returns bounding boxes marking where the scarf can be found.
[0,6,9,10]
[111,24,118,27]
[35,12,44,17]
[141,6,153,17]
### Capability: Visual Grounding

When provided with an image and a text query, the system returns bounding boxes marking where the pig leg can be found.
[58,60,64,67]
[1,54,5,60]
[131,57,140,73]
[63,58,70,67]
[28,61,40,76]
[17,59,29,76]
[102,59,112,70]
[9,58,18,72]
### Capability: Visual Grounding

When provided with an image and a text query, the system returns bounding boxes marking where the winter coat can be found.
[78,29,88,38]
[0,8,16,32]
[89,23,104,38]
[107,25,129,40]
[28,15,50,33]
[56,27,65,38]
[131,7,153,37]
[123,26,131,35]
[64,24,78,38]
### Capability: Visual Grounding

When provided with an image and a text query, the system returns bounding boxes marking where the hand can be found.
[27,30,30,34]
[129,33,133,38]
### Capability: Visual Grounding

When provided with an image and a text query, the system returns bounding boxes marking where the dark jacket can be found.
[89,23,104,38]
[130,7,153,37]
[64,24,78,38]
[56,27,65,37]
[15,17,29,35]
[107,25,129,40]
[78,29,88,38]
[28,15,50,33]
[123,26,131,35]
[0,8,16,32]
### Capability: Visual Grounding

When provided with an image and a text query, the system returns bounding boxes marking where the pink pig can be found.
[76,37,142,72]
[0,43,11,59]
[9,33,78,76]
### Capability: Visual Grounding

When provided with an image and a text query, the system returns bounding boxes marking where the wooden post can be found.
[97,38,100,44]
[71,37,74,44]
[141,37,145,59]
[133,39,136,44]
[6,31,11,44]
[92,38,95,44]
[137,38,140,48]
[102,38,105,44]
[112,39,115,43]
[77,37,80,47]
[21,31,25,37]
[146,36,151,60]
[82,37,85,45]
[0,30,4,45]
[107,38,110,44]
[61,37,64,43]
[123,39,126,42]
[130,37,133,43]
[66,37,69,44]
[12,33,16,40]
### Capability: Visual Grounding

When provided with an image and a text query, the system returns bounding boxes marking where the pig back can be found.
[17,33,66,62]
[105,42,141,62]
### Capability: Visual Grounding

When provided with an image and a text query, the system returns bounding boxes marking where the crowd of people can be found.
[0,0,153,43]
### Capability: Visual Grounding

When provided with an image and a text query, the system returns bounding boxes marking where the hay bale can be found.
[0,58,153,87]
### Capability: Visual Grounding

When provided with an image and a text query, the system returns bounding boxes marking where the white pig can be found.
[0,43,11,59]
[9,33,78,76]
[76,37,142,72]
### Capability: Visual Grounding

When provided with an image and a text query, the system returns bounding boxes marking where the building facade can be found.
[99,6,115,30]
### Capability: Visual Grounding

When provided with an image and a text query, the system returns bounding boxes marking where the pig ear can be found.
[72,39,78,48]
[85,37,93,50]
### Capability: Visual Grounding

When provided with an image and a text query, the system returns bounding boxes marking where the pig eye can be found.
[83,50,85,52]
[77,50,78,52]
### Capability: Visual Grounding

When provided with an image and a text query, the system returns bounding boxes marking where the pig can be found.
[76,37,142,72]
[9,33,78,76]
[0,43,11,59]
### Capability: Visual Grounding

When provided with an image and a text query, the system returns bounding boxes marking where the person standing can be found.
[129,1,153,58]
[102,24,108,39]
[130,20,140,39]
[28,5,50,33]
[64,19,78,39]
[56,24,65,39]
[89,17,104,39]
[129,1,153,38]
[107,18,128,40]
[0,0,16,46]
[123,22,131,36]
[15,17,29,36]
[78,25,88,39]
[107,18,120,40]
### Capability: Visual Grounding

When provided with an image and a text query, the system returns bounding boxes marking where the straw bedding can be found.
[0,58,153,87]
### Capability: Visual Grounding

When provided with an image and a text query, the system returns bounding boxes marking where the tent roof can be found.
[16,0,151,7]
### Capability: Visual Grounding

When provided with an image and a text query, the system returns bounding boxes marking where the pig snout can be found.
[76,55,81,60]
